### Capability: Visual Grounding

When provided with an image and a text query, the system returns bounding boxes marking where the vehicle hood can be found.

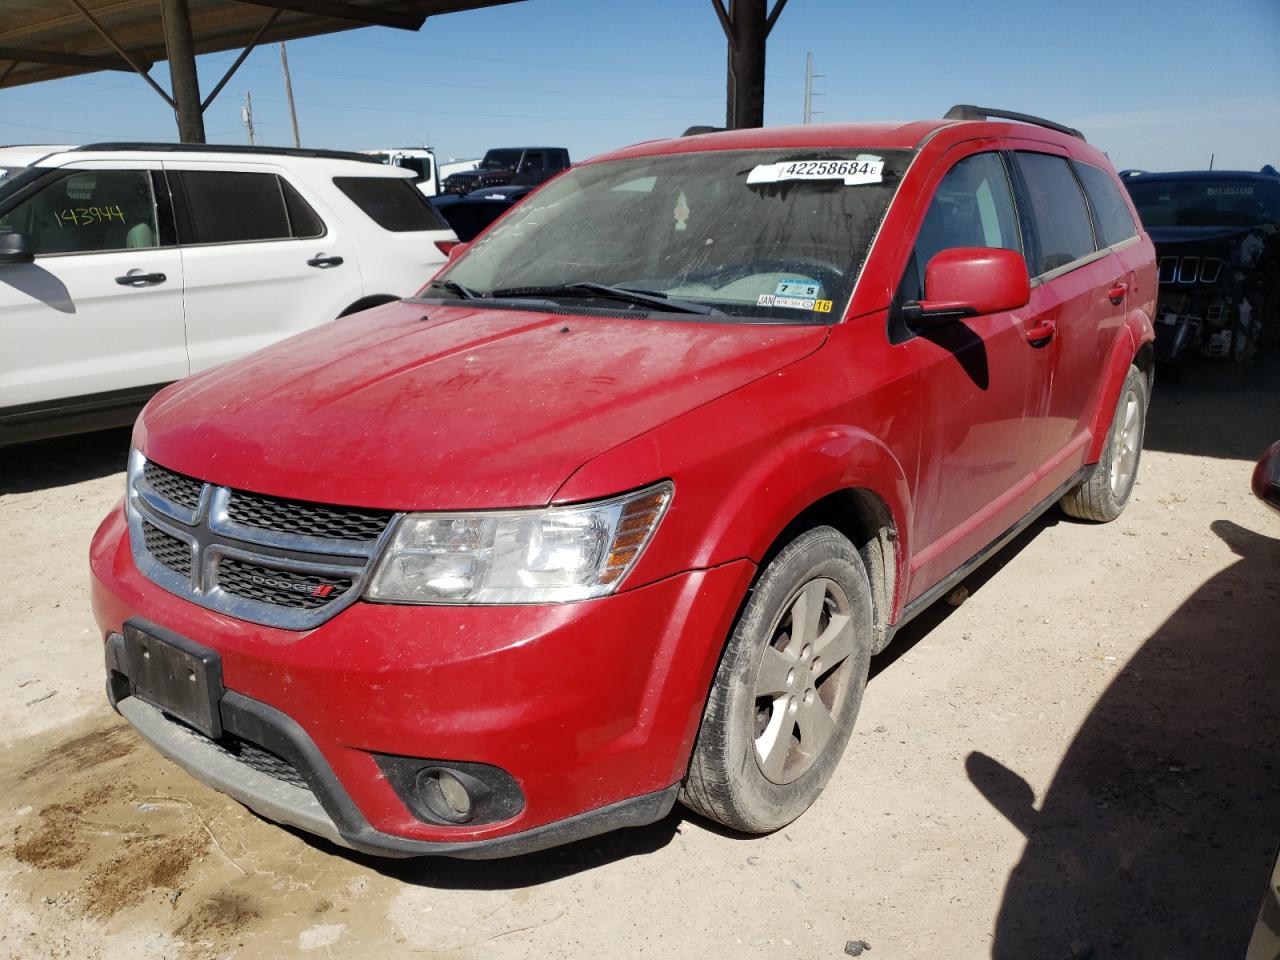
[136,301,828,510]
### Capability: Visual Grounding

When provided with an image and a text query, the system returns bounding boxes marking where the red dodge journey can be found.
[90,106,1156,857]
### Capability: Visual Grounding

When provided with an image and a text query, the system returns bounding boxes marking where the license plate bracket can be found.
[122,620,224,739]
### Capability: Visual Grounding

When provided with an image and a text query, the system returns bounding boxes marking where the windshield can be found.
[431,147,912,323]
[480,150,523,171]
[0,167,18,183]
[1126,177,1280,228]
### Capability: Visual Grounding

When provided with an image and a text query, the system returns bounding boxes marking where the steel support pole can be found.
[725,0,766,129]
[160,0,206,142]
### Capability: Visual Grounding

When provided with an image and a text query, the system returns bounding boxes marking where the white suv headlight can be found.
[366,482,673,605]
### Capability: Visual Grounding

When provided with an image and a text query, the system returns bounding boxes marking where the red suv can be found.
[90,106,1156,858]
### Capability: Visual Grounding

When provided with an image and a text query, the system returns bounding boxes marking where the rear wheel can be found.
[1060,364,1148,522]
[680,526,873,833]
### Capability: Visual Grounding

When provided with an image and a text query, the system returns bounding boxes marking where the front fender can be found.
[555,363,916,619]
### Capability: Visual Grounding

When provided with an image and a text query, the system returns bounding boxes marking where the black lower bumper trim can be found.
[106,631,680,859]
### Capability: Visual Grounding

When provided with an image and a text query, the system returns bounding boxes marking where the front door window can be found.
[0,169,158,255]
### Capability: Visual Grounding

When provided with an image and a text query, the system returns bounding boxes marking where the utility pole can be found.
[279,42,301,148]
[803,51,824,124]
[241,90,256,146]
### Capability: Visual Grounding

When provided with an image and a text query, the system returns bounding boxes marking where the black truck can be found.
[439,146,570,196]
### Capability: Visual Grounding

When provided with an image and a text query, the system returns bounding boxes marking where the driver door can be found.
[898,150,1053,599]
[0,161,187,412]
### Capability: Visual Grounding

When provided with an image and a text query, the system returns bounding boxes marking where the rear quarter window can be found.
[334,176,449,232]
[1072,161,1138,248]
[1013,152,1097,274]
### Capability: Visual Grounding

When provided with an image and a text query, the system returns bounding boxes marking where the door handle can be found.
[115,271,167,286]
[1025,320,1056,347]
[1107,282,1128,305]
[307,255,344,269]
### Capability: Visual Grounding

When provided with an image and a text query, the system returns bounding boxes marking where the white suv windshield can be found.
[433,147,912,323]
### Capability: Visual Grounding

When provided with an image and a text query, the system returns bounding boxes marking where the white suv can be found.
[0,143,458,445]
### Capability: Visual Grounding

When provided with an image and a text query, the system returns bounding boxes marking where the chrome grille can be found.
[142,520,192,577]
[126,452,400,630]
[216,557,353,609]
[227,489,391,542]
[1158,254,1225,285]
[143,460,203,510]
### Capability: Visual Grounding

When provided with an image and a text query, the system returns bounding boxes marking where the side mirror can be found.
[447,241,469,262]
[1253,441,1280,515]
[902,247,1029,328]
[0,231,34,265]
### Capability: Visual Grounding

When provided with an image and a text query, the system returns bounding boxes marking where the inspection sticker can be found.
[776,277,820,299]
[747,156,883,186]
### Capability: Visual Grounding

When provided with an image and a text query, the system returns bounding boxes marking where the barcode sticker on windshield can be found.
[747,157,884,186]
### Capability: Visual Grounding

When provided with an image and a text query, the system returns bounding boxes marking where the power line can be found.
[327,38,725,79]
[248,94,695,125]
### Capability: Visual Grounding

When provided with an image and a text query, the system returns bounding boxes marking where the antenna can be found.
[803,52,825,124]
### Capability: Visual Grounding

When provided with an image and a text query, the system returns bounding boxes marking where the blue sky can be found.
[2,0,1278,171]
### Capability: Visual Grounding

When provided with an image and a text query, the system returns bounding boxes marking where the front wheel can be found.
[680,526,874,833]
[1060,363,1148,522]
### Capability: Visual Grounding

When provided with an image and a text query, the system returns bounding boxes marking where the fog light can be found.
[417,767,475,823]
[437,770,472,818]
[377,754,524,827]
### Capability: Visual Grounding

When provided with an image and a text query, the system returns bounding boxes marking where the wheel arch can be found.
[337,294,400,318]
[763,486,901,654]
[1086,309,1155,463]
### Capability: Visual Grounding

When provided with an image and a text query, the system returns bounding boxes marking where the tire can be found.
[680,526,874,833]
[1060,364,1148,522]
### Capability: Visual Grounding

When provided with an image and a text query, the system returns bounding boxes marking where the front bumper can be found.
[90,505,754,856]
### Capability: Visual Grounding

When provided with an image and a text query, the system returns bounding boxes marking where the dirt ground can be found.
[1,358,1277,960]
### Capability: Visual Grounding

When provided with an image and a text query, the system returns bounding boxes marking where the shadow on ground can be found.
[1,426,132,495]
[970,519,1280,958]
[1144,351,1280,462]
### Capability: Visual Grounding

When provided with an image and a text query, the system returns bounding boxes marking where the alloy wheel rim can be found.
[1110,388,1141,497]
[752,577,856,785]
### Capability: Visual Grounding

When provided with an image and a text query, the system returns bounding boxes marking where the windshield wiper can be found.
[427,279,482,301]
[489,282,721,316]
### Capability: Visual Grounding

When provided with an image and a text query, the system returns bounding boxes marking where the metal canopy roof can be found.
[0,0,521,90]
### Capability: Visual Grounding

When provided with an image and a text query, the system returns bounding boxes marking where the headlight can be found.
[366,482,673,605]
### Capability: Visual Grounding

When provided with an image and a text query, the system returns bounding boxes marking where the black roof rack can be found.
[74,142,381,164]
[944,105,1084,142]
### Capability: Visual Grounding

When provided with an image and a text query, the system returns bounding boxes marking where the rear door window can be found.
[172,170,326,244]
[332,176,448,232]
[0,169,159,255]
[1013,152,1097,274]
[1072,161,1138,247]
